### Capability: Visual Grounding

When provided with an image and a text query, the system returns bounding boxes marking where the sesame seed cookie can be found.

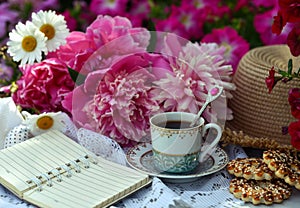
[263,149,300,190]
[227,158,274,180]
[229,178,292,205]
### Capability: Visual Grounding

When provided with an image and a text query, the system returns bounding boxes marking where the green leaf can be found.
[278,69,289,77]
[68,67,86,85]
[288,59,293,75]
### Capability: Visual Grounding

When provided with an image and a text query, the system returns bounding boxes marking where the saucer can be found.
[126,143,229,183]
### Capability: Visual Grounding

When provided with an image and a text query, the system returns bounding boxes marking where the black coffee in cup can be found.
[157,120,191,129]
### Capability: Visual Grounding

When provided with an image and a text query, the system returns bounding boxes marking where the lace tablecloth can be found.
[1,100,299,208]
[1,131,300,207]
[0,140,248,208]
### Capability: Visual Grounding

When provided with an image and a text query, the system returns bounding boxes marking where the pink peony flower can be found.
[79,30,151,75]
[86,15,149,50]
[12,58,74,113]
[152,35,236,122]
[63,52,172,146]
[47,31,96,73]
[201,26,250,74]
[89,0,128,17]
[49,15,150,74]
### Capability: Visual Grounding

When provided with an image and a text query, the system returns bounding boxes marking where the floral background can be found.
[0,0,297,147]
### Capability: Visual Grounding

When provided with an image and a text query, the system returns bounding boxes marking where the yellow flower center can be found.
[22,36,37,52]
[40,24,55,40]
[36,116,54,130]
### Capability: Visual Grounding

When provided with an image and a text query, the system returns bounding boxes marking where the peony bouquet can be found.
[1,0,285,147]
[0,9,236,146]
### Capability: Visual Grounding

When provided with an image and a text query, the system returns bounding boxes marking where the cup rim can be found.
[150,112,204,130]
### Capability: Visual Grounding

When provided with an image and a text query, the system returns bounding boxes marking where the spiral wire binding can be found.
[69,160,81,173]
[27,155,94,192]
[50,168,62,182]
[30,177,42,191]
[40,173,53,187]
[61,164,72,177]
[79,156,90,168]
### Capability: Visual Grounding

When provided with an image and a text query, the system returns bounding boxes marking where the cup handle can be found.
[199,123,222,162]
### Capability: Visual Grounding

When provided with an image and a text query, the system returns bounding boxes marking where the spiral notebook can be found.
[0,130,151,208]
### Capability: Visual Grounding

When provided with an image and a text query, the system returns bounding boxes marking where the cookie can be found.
[263,149,300,190]
[227,158,274,180]
[229,178,292,205]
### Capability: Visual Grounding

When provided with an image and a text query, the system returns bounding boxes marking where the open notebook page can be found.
[0,130,93,197]
[23,155,150,208]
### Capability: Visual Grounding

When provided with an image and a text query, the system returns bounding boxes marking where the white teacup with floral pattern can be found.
[150,112,222,173]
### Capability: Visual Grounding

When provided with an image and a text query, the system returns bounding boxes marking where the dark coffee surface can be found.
[157,121,191,129]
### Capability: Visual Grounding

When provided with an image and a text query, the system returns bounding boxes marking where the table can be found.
[1,145,299,208]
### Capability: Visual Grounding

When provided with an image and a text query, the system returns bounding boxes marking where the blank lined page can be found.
[23,154,150,208]
[0,130,90,196]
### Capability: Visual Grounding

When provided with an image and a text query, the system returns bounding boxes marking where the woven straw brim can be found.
[225,44,300,150]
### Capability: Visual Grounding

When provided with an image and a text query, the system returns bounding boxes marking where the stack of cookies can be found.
[227,149,300,205]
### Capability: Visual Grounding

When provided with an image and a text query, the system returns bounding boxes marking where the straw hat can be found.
[223,44,300,150]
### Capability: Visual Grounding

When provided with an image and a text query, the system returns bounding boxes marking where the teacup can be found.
[150,112,222,173]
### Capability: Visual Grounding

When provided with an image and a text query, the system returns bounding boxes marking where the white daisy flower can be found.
[22,111,67,136]
[31,10,69,52]
[7,21,47,66]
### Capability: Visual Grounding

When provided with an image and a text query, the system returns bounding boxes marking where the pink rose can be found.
[63,52,172,146]
[12,58,75,113]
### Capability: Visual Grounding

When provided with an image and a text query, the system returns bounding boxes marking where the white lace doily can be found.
[76,128,127,166]
[116,144,247,208]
